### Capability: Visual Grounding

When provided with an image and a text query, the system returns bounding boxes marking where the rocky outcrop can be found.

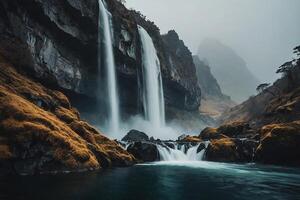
[199,127,228,140]
[122,130,149,142]
[205,138,258,163]
[197,38,259,103]
[0,56,135,175]
[193,56,224,99]
[161,30,201,110]
[255,121,300,166]
[193,56,236,118]
[200,122,255,140]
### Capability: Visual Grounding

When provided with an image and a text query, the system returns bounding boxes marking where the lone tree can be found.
[275,45,300,90]
[256,83,270,94]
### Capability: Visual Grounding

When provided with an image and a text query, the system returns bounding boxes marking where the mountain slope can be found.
[193,56,236,118]
[197,38,259,103]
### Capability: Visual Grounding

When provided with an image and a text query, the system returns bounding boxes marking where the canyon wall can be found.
[0,0,201,120]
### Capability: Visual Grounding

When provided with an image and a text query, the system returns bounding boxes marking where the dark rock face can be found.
[0,0,201,120]
[122,130,149,142]
[162,31,201,110]
[127,142,159,162]
[0,0,99,95]
[193,56,224,99]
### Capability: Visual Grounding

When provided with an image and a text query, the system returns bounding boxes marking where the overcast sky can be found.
[125,0,300,83]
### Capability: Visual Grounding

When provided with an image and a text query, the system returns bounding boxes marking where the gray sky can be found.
[125,0,300,83]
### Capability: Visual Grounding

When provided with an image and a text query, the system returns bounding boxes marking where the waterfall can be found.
[98,0,120,133]
[138,26,165,129]
[157,143,206,161]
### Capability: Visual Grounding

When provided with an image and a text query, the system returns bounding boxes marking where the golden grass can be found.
[0,55,135,173]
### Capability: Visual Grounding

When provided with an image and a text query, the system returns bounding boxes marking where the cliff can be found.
[193,56,236,118]
[0,0,201,120]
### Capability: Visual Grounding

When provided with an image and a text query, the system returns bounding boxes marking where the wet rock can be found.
[197,143,206,153]
[122,130,149,142]
[127,142,159,162]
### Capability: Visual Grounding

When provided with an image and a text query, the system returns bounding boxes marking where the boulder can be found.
[199,127,228,140]
[255,121,300,166]
[127,142,159,162]
[205,138,258,163]
[217,121,252,138]
[122,130,149,142]
[180,136,203,143]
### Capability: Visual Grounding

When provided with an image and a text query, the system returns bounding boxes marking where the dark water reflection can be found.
[0,161,300,200]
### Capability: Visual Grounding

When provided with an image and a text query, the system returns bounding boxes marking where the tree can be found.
[256,83,270,94]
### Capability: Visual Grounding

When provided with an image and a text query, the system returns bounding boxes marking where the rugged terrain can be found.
[193,56,235,118]
[0,0,201,120]
[200,48,300,166]
[0,56,135,175]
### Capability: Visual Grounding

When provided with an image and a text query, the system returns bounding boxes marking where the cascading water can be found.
[138,26,165,129]
[98,0,120,133]
[157,143,207,161]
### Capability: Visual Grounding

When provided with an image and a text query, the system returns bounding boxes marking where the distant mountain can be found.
[197,39,260,103]
[193,56,236,118]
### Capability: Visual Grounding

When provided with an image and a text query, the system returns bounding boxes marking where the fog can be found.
[125,0,300,83]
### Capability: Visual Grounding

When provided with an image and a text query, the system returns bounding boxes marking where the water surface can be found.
[1,161,300,200]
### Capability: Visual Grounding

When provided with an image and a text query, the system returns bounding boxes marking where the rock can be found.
[178,134,187,141]
[204,138,258,163]
[127,142,159,162]
[197,143,206,153]
[161,30,202,110]
[122,130,149,142]
[180,136,203,143]
[255,121,300,166]
[0,57,135,175]
[217,122,252,138]
[205,138,238,162]
[199,127,228,140]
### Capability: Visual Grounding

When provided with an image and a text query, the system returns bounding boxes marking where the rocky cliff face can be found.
[193,56,226,99]
[193,56,235,118]
[0,0,201,120]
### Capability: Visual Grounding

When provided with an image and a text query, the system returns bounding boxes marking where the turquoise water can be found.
[1,161,300,200]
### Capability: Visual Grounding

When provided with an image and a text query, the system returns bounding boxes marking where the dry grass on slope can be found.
[0,55,135,175]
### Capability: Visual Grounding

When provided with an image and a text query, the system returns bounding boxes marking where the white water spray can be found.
[98,0,120,133]
[157,143,206,161]
[138,26,165,129]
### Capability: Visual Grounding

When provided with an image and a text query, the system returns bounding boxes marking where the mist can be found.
[125,0,300,83]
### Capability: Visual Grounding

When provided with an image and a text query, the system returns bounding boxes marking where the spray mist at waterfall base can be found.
[96,115,184,140]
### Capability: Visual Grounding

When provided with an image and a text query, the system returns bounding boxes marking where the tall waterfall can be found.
[98,0,120,133]
[157,144,206,161]
[138,26,165,128]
